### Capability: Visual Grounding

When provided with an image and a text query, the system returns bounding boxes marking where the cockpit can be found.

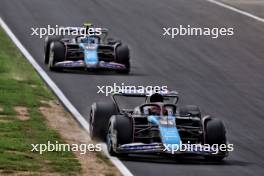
[139,104,176,116]
[76,36,100,44]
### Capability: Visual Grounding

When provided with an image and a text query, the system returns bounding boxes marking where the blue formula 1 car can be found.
[89,91,229,161]
[44,25,130,74]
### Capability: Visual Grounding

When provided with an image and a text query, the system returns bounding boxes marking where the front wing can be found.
[54,60,126,70]
[116,143,228,157]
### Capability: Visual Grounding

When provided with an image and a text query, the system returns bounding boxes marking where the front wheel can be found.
[49,41,65,71]
[203,118,227,161]
[115,44,130,74]
[44,35,63,64]
[107,115,133,156]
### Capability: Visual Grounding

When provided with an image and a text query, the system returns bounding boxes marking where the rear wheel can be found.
[115,44,130,74]
[107,115,133,156]
[49,41,65,71]
[89,102,118,141]
[203,118,227,161]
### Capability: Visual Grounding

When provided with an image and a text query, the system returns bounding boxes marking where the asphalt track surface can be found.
[1,0,264,175]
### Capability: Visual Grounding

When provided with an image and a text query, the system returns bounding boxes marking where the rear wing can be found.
[65,25,109,40]
[83,23,109,40]
[111,90,179,111]
[111,90,179,97]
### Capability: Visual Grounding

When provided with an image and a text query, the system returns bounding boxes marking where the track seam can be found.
[0,17,133,176]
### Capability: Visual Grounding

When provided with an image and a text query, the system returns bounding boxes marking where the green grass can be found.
[0,27,81,175]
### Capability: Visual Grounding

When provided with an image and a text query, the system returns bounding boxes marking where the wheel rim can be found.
[107,128,112,152]
[49,50,54,68]
[89,110,94,137]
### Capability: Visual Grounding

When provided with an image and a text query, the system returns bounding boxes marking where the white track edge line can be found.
[101,143,133,176]
[206,0,264,23]
[0,17,133,176]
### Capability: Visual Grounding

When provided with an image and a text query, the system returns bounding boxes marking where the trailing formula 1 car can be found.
[89,91,229,161]
[44,24,130,74]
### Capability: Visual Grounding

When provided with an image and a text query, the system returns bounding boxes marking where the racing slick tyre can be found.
[115,44,130,74]
[107,115,133,156]
[49,41,65,71]
[44,35,63,64]
[203,118,227,161]
[89,102,118,141]
[179,105,201,118]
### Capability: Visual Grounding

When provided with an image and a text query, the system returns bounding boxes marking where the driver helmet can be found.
[149,93,164,103]
[81,36,95,44]
[148,93,164,115]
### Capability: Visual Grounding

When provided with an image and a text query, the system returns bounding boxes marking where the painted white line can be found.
[101,143,133,176]
[207,0,264,23]
[0,17,133,176]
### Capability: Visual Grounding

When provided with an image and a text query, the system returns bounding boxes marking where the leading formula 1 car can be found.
[44,24,130,73]
[89,91,228,161]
